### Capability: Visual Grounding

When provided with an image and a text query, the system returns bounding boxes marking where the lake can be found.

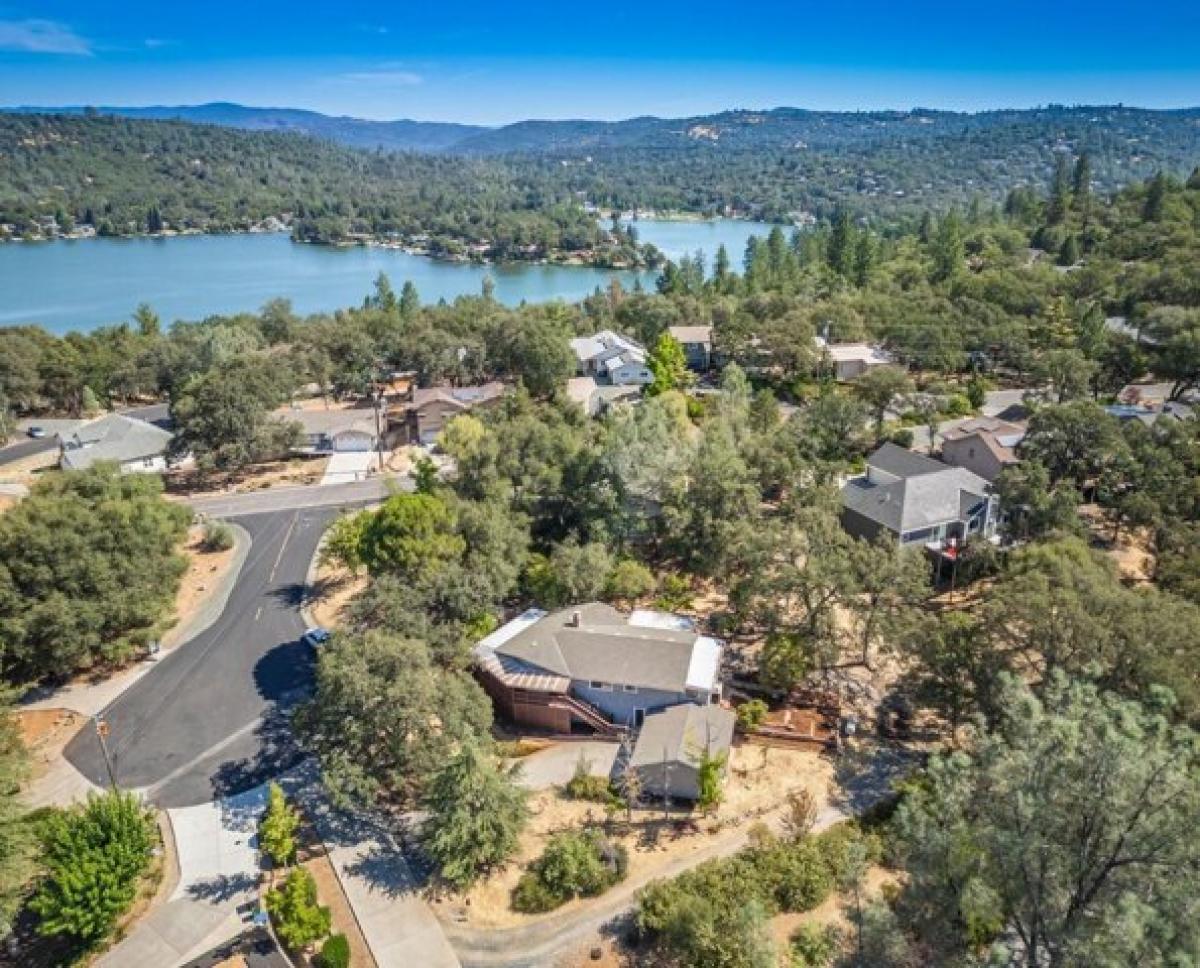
[0,218,773,335]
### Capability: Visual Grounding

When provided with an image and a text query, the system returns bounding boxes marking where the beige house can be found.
[398,382,506,445]
[939,417,1025,482]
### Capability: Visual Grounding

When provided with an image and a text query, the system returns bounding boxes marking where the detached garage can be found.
[628,703,736,802]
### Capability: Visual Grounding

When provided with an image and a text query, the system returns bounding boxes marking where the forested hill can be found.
[11,102,488,153]
[0,113,638,262]
[8,103,1200,224]
[3,106,1200,244]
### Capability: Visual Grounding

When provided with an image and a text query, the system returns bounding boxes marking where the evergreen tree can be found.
[1071,152,1092,210]
[399,280,420,317]
[421,743,528,890]
[1047,153,1072,223]
[0,690,34,940]
[265,867,330,950]
[826,209,854,277]
[259,782,301,867]
[930,209,964,282]
[852,230,875,286]
[647,331,692,396]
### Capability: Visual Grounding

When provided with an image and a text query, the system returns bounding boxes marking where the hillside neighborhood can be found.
[0,125,1199,968]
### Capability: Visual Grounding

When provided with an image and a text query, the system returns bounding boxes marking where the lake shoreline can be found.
[0,218,774,334]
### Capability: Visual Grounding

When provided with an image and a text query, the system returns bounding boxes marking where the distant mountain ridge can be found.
[6,102,489,153]
[9,102,1200,156]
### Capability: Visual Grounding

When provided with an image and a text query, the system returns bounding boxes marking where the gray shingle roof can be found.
[629,703,735,770]
[485,603,719,694]
[60,414,173,470]
[842,444,991,534]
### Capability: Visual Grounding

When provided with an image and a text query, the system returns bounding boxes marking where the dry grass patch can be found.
[440,745,832,930]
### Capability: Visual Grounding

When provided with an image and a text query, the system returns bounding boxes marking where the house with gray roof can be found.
[281,407,380,453]
[474,603,724,735]
[627,702,736,802]
[59,413,174,473]
[570,331,652,386]
[841,442,998,548]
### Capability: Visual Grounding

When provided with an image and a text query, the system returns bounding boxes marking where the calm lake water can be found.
[0,218,773,334]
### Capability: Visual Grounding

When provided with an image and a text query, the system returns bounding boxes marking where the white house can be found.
[59,414,174,474]
[569,330,653,386]
[814,336,893,381]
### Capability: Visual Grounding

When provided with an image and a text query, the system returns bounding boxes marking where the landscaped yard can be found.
[435,743,833,930]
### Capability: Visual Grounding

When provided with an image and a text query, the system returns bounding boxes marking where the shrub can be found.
[604,558,655,603]
[30,791,156,943]
[754,837,834,913]
[564,754,616,804]
[736,699,769,732]
[888,427,914,448]
[790,923,839,967]
[266,867,330,950]
[653,572,693,612]
[941,393,973,417]
[512,829,627,912]
[319,933,351,968]
[201,519,236,552]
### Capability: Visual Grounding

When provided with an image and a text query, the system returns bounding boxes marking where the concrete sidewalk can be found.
[95,785,267,968]
[290,773,461,968]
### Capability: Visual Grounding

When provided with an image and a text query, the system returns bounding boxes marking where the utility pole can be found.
[661,746,670,822]
[93,715,118,790]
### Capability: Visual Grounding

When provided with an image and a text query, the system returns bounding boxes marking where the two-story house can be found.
[474,603,735,802]
[474,603,722,732]
[939,417,1025,482]
[840,443,998,548]
[569,331,653,386]
[667,325,714,372]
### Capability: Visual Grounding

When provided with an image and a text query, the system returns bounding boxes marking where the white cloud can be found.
[339,68,423,86]
[0,18,92,56]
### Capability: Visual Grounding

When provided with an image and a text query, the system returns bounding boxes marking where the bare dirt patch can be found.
[444,744,833,930]
[1079,504,1154,582]
[16,707,86,783]
[301,849,377,968]
[166,525,239,642]
[166,456,329,497]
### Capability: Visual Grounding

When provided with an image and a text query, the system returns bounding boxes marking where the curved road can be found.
[65,507,336,807]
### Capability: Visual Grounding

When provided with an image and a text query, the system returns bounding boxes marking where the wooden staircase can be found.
[552,693,625,737]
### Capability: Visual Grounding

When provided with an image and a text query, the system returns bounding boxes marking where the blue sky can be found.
[2,2,1199,124]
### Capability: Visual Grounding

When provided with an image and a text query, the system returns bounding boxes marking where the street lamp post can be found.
[93,715,119,790]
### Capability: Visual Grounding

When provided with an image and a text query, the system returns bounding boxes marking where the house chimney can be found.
[570,610,581,628]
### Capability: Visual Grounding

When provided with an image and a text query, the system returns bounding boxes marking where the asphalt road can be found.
[0,436,55,467]
[185,476,403,517]
[65,507,336,807]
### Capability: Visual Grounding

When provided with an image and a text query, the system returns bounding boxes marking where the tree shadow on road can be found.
[268,581,307,609]
[185,872,258,904]
[253,638,315,704]
[210,709,306,802]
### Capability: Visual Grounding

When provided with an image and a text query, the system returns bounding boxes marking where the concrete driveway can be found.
[65,508,336,807]
[320,450,379,486]
[513,741,620,790]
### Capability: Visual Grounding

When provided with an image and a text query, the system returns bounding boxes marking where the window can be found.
[589,681,612,691]
[622,684,638,694]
